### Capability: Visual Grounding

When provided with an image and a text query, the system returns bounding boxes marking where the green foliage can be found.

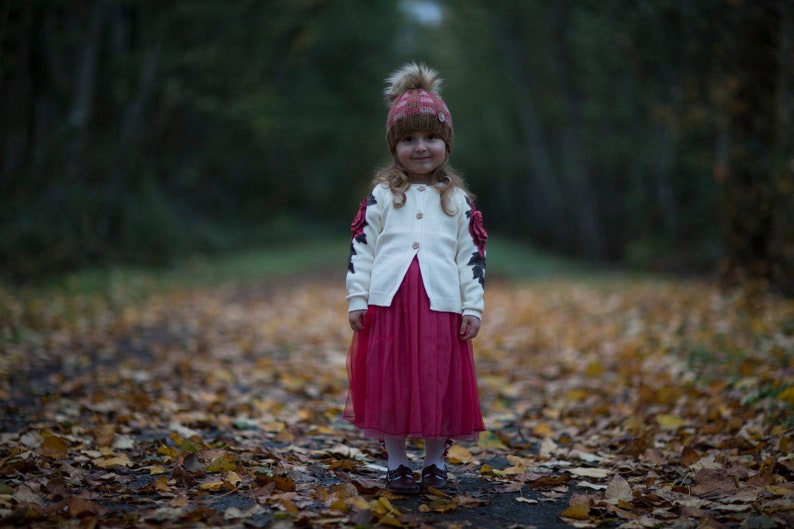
[0,0,791,293]
[0,0,402,282]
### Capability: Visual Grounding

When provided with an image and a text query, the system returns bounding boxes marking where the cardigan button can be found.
[416,212,423,219]
[418,186,426,192]
[412,242,420,249]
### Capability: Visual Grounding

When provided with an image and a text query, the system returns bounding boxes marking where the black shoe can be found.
[420,464,448,490]
[385,465,420,495]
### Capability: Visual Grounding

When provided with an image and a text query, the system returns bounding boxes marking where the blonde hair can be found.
[372,157,474,216]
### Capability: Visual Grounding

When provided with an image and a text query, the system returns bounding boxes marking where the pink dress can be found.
[344,257,485,440]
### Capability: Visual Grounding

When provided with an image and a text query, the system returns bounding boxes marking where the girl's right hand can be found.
[349,310,368,331]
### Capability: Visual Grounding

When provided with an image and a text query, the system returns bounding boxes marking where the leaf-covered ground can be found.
[1,269,794,528]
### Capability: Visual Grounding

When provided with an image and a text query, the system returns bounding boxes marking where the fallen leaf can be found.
[94,453,133,468]
[765,484,794,496]
[656,414,685,431]
[206,452,237,473]
[447,445,473,464]
[36,435,68,459]
[568,467,611,479]
[12,484,44,505]
[516,496,538,504]
[604,475,633,504]
[69,496,108,517]
[559,503,590,520]
[777,386,794,406]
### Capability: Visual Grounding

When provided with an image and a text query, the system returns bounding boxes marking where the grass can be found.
[8,238,346,299]
[2,234,586,302]
[485,236,585,280]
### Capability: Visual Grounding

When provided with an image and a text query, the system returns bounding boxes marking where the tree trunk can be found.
[495,2,566,246]
[1,2,33,187]
[652,122,679,239]
[718,0,782,291]
[66,0,104,180]
[549,1,605,260]
[771,0,794,295]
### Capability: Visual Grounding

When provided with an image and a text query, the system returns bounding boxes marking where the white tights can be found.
[384,436,447,470]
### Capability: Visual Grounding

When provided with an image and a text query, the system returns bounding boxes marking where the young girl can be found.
[344,63,487,495]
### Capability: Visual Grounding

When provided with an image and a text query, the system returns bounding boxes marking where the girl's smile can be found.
[395,131,447,182]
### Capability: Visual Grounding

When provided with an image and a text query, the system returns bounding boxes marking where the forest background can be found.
[1,0,792,294]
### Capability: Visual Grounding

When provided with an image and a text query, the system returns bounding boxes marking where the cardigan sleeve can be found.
[455,193,487,319]
[345,187,383,312]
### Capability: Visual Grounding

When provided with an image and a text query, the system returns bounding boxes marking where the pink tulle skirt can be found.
[344,257,485,440]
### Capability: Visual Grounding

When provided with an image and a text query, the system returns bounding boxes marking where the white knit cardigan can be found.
[346,182,486,319]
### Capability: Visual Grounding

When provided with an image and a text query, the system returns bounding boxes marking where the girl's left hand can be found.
[459,315,481,340]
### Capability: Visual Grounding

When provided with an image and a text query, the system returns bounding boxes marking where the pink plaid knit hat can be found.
[384,63,454,153]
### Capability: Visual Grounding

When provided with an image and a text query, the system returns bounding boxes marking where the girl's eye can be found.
[402,136,413,143]
[427,134,436,140]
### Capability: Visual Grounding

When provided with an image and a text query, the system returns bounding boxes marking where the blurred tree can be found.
[717,0,794,295]
[0,0,403,280]
[430,0,792,293]
[1,0,791,294]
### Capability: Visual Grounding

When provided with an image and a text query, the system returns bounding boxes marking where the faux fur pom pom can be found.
[384,62,443,105]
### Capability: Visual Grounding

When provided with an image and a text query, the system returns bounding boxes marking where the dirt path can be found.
[1,274,792,528]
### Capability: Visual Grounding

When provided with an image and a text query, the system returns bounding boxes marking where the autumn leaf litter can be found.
[1,274,793,528]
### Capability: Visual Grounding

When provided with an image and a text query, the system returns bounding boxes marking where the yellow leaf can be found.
[427,486,452,498]
[566,389,588,401]
[376,496,401,516]
[377,514,405,527]
[428,501,460,513]
[656,414,685,431]
[507,454,533,466]
[503,465,527,475]
[95,454,133,468]
[263,421,286,433]
[157,445,179,459]
[200,479,225,491]
[149,465,168,475]
[480,464,505,477]
[206,452,237,473]
[447,445,473,464]
[329,498,348,512]
[477,431,507,448]
[154,476,171,493]
[170,432,199,454]
[584,361,605,377]
[308,425,338,435]
[778,387,794,406]
[560,503,590,520]
[532,422,553,437]
[224,471,242,488]
[480,463,508,477]
[347,496,370,510]
[766,484,794,496]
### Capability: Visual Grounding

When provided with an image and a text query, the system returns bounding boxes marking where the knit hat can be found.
[385,63,454,153]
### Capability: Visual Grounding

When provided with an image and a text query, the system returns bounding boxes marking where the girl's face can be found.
[395,131,447,182]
